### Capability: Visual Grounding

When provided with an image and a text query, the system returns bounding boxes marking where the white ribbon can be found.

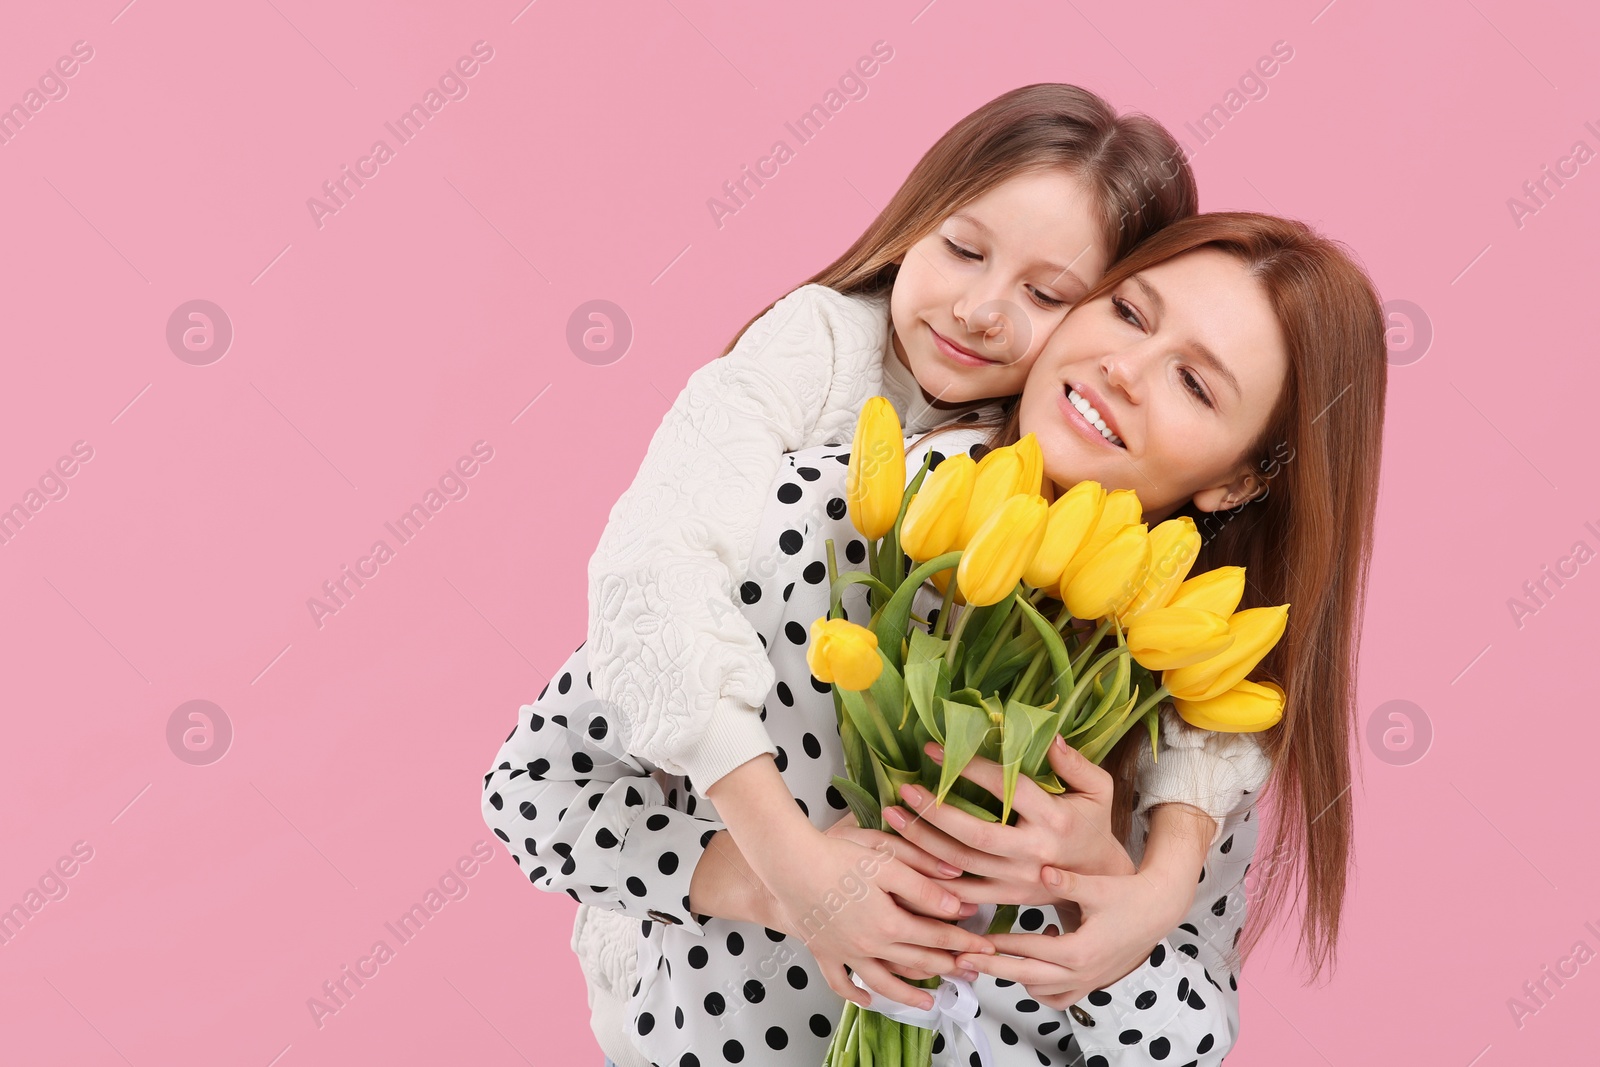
[848,972,995,1067]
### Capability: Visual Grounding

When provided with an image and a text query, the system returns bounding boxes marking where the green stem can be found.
[826,540,842,620]
[1131,683,1171,722]
[969,595,1021,689]
[1013,648,1048,705]
[866,538,879,609]
[932,571,958,638]
[861,690,905,767]
[1069,616,1115,677]
[943,605,974,670]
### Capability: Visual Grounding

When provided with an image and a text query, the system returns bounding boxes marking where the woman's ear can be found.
[1190,466,1266,514]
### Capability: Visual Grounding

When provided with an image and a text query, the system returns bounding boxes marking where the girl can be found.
[577,84,1229,1058]
[485,212,1386,1064]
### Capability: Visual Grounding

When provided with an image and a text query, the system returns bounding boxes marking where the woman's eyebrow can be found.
[1131,273,1242,400]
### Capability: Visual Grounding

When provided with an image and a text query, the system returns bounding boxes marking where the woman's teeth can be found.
[1066,388,1124,447]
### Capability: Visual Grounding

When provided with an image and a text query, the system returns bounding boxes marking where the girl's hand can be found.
[881,736,1135,906]
[951,861,1190,1008]
[949,800,1212,1008]
[759,818,997,1011]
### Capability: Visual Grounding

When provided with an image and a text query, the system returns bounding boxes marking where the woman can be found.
[482,212,1387,1065]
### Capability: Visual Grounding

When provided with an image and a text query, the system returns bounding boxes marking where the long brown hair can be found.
[932,212,1388,980]
[719,83,1197,354]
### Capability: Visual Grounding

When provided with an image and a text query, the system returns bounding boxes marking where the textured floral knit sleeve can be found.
[584,283,889,792]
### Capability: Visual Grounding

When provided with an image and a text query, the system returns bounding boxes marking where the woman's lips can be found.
[930,326,1000,367]
[1056,385,1122,449]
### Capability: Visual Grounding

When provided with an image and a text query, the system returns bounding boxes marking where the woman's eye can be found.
[1111,295,1142,327]
[1181,369,1213,408]
[943,238,982,261]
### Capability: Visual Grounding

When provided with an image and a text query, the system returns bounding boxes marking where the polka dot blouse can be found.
[483,421,1260,1066]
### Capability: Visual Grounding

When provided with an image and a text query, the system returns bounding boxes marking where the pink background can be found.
[0,0,1594,1063]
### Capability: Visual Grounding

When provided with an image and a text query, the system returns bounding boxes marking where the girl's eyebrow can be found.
[949,212,1090,297]
[1130,273,1243,400]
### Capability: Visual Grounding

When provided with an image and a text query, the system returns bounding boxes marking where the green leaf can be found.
[870,757,921,815]
[839,684,905,767]
[936,698,993,805]
[903,628,950,746]
[831,775,884,833]
[864,650,908,757]
[1001,697,1055,824]
[1014,597,1077,727]
[1063,660,1124,740]
[1143,706,1160,763]
[838,705,870,786]
[1057,645,1128,736]
[939,789,1001,822]
[881,451,933,597]
[1078,684,1144,765]
[829,570,896,621]
[871,551,963,673]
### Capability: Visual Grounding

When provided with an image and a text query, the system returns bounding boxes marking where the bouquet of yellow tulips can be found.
[809,398,1289,1067]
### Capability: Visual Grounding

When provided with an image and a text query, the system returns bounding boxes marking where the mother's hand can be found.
[881,735,1135,906]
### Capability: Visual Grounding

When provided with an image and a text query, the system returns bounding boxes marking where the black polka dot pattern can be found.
[480,425,1257,1065]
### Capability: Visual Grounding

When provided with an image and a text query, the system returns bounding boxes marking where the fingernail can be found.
[900,783,924,804]
[884,806,908,829]
[1053,735,1067,753]
[957,902,977,916]
[1044,866,1063,887]
[926,741,945,760]
[955,968,979,981]
[937,860,962,877]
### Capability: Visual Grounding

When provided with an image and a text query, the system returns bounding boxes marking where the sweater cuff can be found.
[1133,707,1273,846]
[666,693,779,791]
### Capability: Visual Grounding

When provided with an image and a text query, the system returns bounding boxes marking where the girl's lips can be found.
[930,326,1000,367]
[1056,385,1123,450]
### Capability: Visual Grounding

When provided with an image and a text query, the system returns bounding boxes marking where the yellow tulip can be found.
[956,494,1050,607]
[1125,606,1233,671]
[1022,479,1104,589]
[956,446,1030,548]
[846,397,906,540]
[1058,488,1143,588]
[1162,604,1290,702]
[1063,522,1151,620]
[1121,517,1201,622]
[1166,566,1246,619]
[806,617,883,691]
[1173,679,1286,732]
[1013,433,1044,498]
[900,453,975,561]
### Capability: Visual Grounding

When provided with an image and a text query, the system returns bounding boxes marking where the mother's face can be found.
[1017,248,1289,521]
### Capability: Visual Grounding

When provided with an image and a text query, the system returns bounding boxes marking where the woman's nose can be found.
[1099,343,1146,399]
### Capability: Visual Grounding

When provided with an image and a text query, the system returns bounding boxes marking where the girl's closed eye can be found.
[943,237,1070,309]
[943,237,981,261]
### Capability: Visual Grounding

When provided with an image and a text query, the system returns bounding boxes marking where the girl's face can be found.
[889,168,1110,407]
[1018,248,1290,521]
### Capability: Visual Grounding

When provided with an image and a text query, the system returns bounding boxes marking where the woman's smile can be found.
[1060,383,1125,448]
